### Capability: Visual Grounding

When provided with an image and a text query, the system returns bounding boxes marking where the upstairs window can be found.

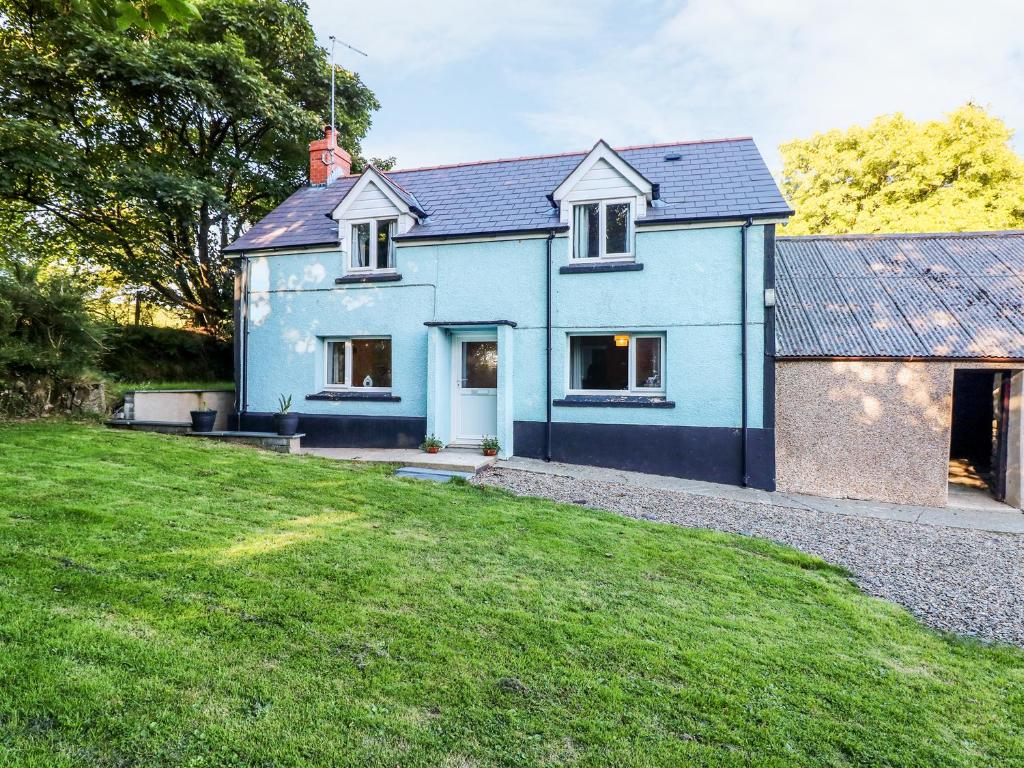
[350,218,396,271]
[568,333,664,393]
[325,337,392,390]
[572,201,633,260]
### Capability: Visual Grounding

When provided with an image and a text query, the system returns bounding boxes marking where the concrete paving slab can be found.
[494,457,1024,534]
[395,467,474,483]
[778,493,924,524]
[302,446,495,473]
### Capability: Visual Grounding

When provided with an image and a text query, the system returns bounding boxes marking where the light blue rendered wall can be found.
[243,224,767,429]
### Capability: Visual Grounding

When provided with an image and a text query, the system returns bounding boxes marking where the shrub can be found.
[0,262,104,417]
[99,325,232,383]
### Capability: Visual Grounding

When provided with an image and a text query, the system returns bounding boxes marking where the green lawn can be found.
[1,422,1022,767]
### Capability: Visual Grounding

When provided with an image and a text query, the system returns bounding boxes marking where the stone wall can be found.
[776,360,1024,507]
[776,360,954,506]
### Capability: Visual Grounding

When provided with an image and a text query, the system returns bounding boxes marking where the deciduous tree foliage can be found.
[0,0,379,331]
[780,104,1024,235]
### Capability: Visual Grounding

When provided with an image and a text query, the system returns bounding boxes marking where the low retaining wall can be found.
[128,389,234,431]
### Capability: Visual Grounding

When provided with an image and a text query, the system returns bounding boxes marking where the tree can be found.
[780,104,1024,235]
[0,220,104,416]
[79,0,200,32]
[0,0,379,332]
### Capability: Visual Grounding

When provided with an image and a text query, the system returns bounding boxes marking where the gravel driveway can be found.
[472,467,1024,647]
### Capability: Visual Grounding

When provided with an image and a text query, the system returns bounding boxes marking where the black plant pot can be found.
[275,412,299,436]
[190,410,217,433]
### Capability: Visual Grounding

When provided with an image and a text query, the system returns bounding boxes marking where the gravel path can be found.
[472,467,1024,647]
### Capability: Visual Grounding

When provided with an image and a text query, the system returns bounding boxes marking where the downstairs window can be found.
[325,338,392,389]
[568,333,664,393]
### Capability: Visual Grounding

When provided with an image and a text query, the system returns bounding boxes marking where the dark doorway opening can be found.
[949,369,1010,502]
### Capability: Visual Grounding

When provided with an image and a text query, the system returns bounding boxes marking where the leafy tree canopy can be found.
[0,0,379,331]
[780,104,1024,235]
[78,0,200,32]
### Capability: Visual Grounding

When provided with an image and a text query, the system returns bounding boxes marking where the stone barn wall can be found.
[776,360,955,507]
[776,360,1024,508]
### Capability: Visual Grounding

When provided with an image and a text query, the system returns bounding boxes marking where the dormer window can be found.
[350,218,396,271]
[330,166,427,278]
[572,200,632,260]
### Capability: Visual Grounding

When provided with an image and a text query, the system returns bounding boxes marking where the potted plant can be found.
[481,436,500,457]
[421,434,443,454]
[275,394,299,436]
[190,394,217,433]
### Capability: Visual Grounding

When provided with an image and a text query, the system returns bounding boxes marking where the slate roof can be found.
[225,137,791,252]
[776,231,1024,360]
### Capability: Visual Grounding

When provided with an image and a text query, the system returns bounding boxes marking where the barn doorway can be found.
[948,369,1012,507]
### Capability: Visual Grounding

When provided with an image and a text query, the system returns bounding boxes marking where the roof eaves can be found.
[394,224,569,242]
[223,239,340,256]
[636,210,794,226]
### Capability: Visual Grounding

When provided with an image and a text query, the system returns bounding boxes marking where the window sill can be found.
[560,261,643,274]
[552,395,674,408]
[306,391,401,402]
[335,272,402,284]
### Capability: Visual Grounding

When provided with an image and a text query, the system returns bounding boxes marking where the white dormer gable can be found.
[329,167,427,274]
[552,140,654,224]
[330,166,422,247]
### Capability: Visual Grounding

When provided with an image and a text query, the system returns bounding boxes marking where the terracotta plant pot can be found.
[483,449,498,456]
[190,410,216,433]
[425,445,441,454]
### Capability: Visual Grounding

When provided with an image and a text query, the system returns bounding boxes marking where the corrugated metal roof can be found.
[225,137,791,252]
[776,231,1024,360]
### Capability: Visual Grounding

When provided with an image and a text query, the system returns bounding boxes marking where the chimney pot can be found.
[309,125,351,185]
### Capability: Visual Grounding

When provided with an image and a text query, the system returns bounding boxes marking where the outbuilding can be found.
[775,231,1024,510]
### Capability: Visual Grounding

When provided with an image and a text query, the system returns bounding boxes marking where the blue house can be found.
[224,128,792,489]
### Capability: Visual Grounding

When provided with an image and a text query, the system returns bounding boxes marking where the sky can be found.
[305,0,1024,172]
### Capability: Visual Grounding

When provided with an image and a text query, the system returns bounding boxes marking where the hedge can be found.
[100,325,232,383]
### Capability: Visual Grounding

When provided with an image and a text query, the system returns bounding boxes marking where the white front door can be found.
[452,335,498,444]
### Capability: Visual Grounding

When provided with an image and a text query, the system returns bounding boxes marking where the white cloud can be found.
[305,0,608,73]
[521,0,1024,168]
[361,128,523,171]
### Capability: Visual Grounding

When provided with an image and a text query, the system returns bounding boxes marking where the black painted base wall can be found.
[230,413,775,490]
[235,412,426,449]
[514,421,775,490]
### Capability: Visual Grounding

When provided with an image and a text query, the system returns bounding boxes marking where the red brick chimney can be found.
[308,126,352,185]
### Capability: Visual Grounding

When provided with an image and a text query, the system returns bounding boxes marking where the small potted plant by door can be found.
[481,436,500,457]
[275,394,299,436]
[421,434,443,454]
[190,394,217,433]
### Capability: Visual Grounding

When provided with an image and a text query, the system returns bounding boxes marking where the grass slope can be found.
[0,421,1022,767]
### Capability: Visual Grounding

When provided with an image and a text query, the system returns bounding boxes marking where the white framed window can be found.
[567,333,664,394]
[349,218,397,272]
[571,200,633,260]
[324,337,392,390]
